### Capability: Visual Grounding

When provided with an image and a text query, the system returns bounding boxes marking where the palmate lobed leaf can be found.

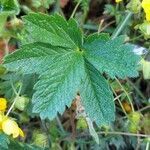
[80,60,115,125]
[4,42,74,74]
[22,13,83,48]
[32,51,85,119]
[4,13,140,126]
[83,33,140,78]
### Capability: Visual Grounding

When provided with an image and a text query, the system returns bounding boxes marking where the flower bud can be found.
[14,96,29,111]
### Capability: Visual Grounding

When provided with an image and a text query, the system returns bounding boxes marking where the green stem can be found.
[10,79,18,95]
[97,131,150,138]
[98,19,104,35]
[146,141,150,150]
[112,11,132,39]
[56,116,66,135]
[54,0,60,13]
[41,119,51,148]
[6,84,22,116]
[77,131,150,139]
[129,34,143,42]
[111,86,128,117]
[4,39,9,56]
[82,10,88,24]
[52,0,65,17]
[138,105,150,112]
[127,78,146,101]
[115,78,135,112]
[70,0,82,18]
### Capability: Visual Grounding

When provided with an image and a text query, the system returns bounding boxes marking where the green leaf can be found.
[4,42,70,74]
[141,59,150,79]
[22,13,82,48]
[0,0,20,14]
[85,33,110,43]
[83,35,140,78]
[4,13,140,126]
[0,11,12,34]
[74,0,90,12]
[0,0,20,34]
[80,60,115,125]
[32,51,84,119]
[32,0,55,9]
[0,72,37,99]
[7,139,47,150]
[0,133,10,149]
[4,14,85,121]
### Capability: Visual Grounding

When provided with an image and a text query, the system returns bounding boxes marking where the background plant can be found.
[0,0,150,149]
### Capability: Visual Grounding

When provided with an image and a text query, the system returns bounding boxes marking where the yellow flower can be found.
[0,112,4,129]
[0,113,24,138]
[2,118,24,138]
[0,98,7,112]
[0,97,24,138]
[145,13,150,21]
[142,0,150,21]
[115,0,122,3]
[142,0,150,9]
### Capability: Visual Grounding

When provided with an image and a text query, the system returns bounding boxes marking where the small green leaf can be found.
[7,138,47,150]
[74,0,90,12]
[32,0,55,9]
[83,35,140,78]
[80,60,115,125]
[0,11,11,34]
[0,0,20,14]
[141,59,150,79]
[0,133,10,149]
[0,72,37,99]
[0,0,20,34]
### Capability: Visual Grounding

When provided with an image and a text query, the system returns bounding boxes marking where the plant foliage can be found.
[0,0,20,34]
[4,13,140,126]
[0,133,10,149]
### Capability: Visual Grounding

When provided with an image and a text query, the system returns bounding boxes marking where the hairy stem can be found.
[112,11,132,39]
[70,0,82,18]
